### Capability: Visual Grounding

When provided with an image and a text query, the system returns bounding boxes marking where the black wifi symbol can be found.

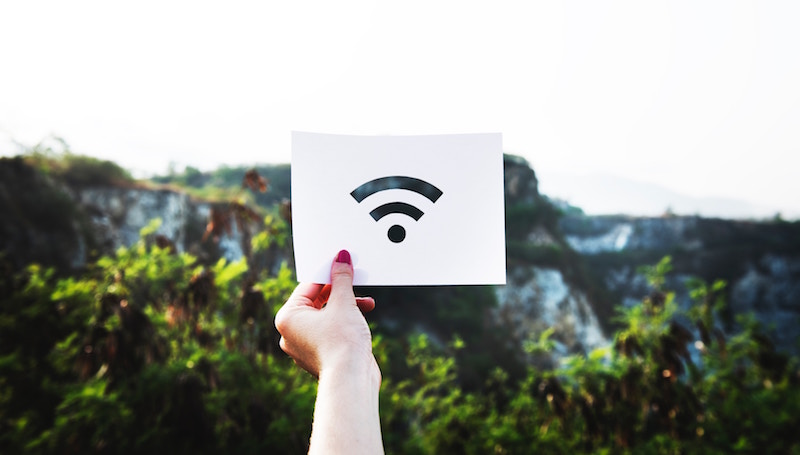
[350,176,443,243]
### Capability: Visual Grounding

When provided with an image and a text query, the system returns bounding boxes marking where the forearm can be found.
[309,355,384,455]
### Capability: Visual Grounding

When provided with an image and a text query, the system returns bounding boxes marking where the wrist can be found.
[311,352,384,454]
[319,350,382,389]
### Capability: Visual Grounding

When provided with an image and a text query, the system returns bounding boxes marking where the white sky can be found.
[1,1,799,218]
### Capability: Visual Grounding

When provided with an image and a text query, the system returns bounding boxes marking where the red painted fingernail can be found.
[336,250,351,265]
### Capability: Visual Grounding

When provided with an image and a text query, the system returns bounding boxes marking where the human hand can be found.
[275,250,384,453]
[275,250,379,379]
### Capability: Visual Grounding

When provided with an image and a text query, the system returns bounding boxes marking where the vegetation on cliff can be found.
[2,152,799,453]
[22,138,134,188]
[0,156,97,271]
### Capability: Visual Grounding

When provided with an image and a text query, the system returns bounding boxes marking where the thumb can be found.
[328,249,355,308]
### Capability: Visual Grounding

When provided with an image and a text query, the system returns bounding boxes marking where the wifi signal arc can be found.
[350,176,443,203]
[369,202,424,221]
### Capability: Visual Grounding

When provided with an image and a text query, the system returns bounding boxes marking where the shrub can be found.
[23,138,133,187]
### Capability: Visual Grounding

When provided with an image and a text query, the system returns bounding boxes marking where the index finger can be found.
[286,282,325,307]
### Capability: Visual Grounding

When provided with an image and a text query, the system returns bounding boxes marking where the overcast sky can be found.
[1,1,798,218]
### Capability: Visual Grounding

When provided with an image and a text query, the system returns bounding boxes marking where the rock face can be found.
[67,186,251,265]
[72,187,202,254]
[561,215,702,253]
[730,255,800,350]
[494,266,607,363]
[498,156,610,360]
[561,214,800,353]
[503,154,541,205]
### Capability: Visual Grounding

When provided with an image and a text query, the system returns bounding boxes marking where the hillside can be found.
[3,154,798,355]
[2,153,800,453]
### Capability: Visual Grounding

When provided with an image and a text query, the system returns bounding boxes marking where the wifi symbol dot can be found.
[350,176,443,243]
[387,224,406,243]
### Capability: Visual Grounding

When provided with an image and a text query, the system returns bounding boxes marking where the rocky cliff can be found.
[496,156,608,361]
[561,214,800,352]
[0,156,269,274]
[3,155,797,363]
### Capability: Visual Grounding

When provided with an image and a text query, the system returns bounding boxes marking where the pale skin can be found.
[274,250,384,455]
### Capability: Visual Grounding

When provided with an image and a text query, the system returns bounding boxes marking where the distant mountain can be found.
[539,171,790,220]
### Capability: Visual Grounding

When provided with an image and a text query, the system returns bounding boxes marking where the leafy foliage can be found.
[378,257,800,454]
[3,215,799,455]
[1,220,315,454]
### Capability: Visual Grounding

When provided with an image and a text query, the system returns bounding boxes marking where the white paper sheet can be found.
[291,132,506,286]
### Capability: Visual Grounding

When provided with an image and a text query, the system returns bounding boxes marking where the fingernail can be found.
[336,249,351,265]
